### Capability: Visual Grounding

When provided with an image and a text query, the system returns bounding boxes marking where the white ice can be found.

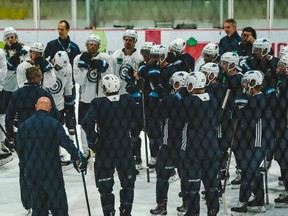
[1,129,287,216]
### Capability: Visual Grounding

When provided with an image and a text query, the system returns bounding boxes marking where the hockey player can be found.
[44,20,81,136]
[110,29,143,94]
[166,37,195,72]
[273,54,288,207]
[5,66,59,215]
[219,18,242,56]
[279,45,288,58]
[180,72,220,216]
[16,96,87,216]
[220,52,243,189]
[0,26,28,156]
[122,41,156,172]
[150,71,189,215]
[82,74,141,216]
[49,51,74,166]
[137,44,178,169]
[16,42,56,88]
[200,43,219,65]
[0,48,13,166]
[200,63,226,184]
[231,70,267,214]
[241,38,278,171]
[73,34,111,160]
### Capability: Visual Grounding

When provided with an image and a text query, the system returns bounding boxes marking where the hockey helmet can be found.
[220,52,239,71]
[123,30,138,42]
[200,62,219,85]
[30,42,45,54]
[3,26,18,41]
[252,38,271,57]
[201,43,219,61]
[102,74,121,93]
[170,71,189,90]
[241,70,263,94]
[186,71,206,92]
[279,46,288,58]
[54,51,69,68]
[169,38,186,53]
[86,34,101,46]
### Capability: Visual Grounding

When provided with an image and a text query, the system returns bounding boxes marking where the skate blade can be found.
[0,155,13,166]
[247,206,266,213]
[275,202,288,208]
[231,184,240,189]
[177,211,186,216]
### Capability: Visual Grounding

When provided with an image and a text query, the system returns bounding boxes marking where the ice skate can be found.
[150,200,167,215]
[0,148,13,166]
[26,208,32,216]
[176,203,187,216]
[231,202,247,215]
[275,191,288,208]
[247,196,265,212]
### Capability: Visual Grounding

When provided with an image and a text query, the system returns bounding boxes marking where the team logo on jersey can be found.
[48,77,63,94]
[87,69,100,83]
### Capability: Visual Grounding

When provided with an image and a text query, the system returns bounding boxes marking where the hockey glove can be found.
[78,52,92,69]
[119,63,134,81]
[147,68,161,79]
[78,152,88,174]
[10,43,28,55]
[149,91,160,99]
[64,96,75,112]
[90,59,109,72]
[265,88,276,95]
[35,57,53,73]
[7,55,20,70]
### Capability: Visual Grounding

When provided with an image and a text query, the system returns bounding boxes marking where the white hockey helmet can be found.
[85,34,101,46]
[201,43,219,60]
[102,74,121,93]
[169,38,186,53]
[150,44,168,59]
[186,71,206,92]
[241,70,263,94]
[277,54,288,74]
[220,52,239,71]
[200,62,219,85]
[141,42,155,51]
[170,71,189,90]
[279,46,288,58]
[252,38,271,56]
[30,42,45,54]
[54,51,69,68]
[3,26,18,41]
[123,29,138,42]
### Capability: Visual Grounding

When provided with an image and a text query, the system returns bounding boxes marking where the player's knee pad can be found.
[185,178,201,192]
[97,178,114,195]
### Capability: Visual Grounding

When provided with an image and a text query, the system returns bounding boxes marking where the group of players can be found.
[1,18,288,216]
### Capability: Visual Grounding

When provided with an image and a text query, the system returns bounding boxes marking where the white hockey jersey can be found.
[73,52,112,103]
[0,49,7,92]
[110,48,143,94]
[16,59,57,89]
[2,46,30,92]
[47,64,73,111]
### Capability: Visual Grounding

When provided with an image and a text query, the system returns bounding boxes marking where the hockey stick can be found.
[74,125,92,216]
[222,119,238,215]
[140,78,150,182]
[263,158,269,205]
[218,89,231,123]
